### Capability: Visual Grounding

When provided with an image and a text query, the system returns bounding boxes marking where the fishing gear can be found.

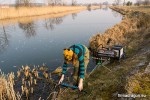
[88,57,112,78]
[89,43,126,76]
[60,83,78,89]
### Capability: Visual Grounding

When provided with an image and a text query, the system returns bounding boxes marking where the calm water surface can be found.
[0,8,122,73]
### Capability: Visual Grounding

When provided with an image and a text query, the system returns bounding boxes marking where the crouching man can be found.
[58,44,89,91]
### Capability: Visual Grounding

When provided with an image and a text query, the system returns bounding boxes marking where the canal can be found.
[0,7,122,73]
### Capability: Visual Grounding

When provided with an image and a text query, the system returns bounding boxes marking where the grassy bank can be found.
[60,6,150,100]
[88,6,150,99]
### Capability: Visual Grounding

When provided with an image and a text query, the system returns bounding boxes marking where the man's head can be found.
[63,49,73,62]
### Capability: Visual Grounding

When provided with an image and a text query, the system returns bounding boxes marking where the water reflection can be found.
[111,10,122,17]
[102,6,109,11]
[44,17,63,30]
[71,13,77,20]
[0,26,9,53]
[18,22,36,38]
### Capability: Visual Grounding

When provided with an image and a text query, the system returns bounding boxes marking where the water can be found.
[0,8,122,73]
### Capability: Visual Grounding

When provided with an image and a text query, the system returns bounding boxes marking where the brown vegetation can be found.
[0,6,100,26]
[0,71,21,100]
[86,6,150,99]
[89,6,150,52]
[0,6,87,20]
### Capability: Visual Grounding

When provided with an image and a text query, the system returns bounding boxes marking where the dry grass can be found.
[0,70,21,100]
[89,15,137,50]
[0,6,100,26]
[0,6,87,20]
[119,6,150,14]
[89,6,150,53]
[0,9,82,26]
[126,71,150,95]
[79,6,150,100]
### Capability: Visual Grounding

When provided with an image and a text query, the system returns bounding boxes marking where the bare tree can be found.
[54,0,62,5]
[114,0,121,5]
[72,13,77,20]
[72,0,77,6]
[44,17,63,30]
[19,22,36,38]
[62,0,67,5]
[15,0,21,7]
[126,1,132,6]
[136,0,142,6]
[46,0,54,6]
[143,0,150,5]
[0,26,9,53]
[15,0,35,6]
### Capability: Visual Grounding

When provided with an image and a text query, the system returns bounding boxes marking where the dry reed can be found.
[89,6,150,51]
[0,6,100,26]
[0,6,88,20]
[0,69,21,100]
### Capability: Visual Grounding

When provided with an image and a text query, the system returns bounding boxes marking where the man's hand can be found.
[78,78,83,91]
[58,74,64,84]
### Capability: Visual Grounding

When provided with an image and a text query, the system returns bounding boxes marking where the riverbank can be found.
[88,6,150,99]
[0,6,85,20]
[0,8,82,26]
[61,6,150,99]
[0,6,149,100]
[0,6,100,26]
[0,6,99,20]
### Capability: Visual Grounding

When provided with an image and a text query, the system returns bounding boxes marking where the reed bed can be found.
[0,6,87,20]
[0,64,70,99]
[0,6,100,26]
[0,70,21,100]
[0,9,83,26]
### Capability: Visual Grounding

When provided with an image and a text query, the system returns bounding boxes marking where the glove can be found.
[78,78,83,91]
[58,74,64,84]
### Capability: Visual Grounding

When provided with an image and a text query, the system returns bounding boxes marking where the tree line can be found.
[113,0,150,6]
[15,0,77,7]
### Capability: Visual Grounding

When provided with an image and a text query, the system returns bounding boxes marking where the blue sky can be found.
[0,0,136,4]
